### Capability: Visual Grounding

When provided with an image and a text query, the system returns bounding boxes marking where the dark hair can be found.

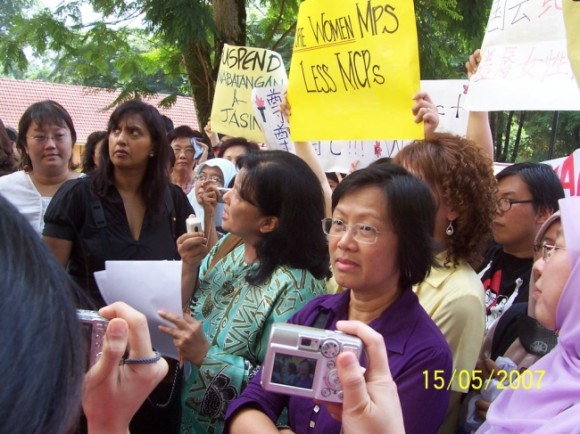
[161,114,174,133]
[237,151,330,285]
[332,164,436,289]
[496,162,564,214]
[0,119,17,176]
[0,194,84,433]
[5,126,17,142]
[167,125,204,143]
[93,99,171,215]
[16,100,77,169]
[394,133,497,267]
[82,130,107,174]
[217,137,260,160]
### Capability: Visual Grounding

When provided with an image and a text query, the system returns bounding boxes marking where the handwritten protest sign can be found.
[424,80,469,136]
[564,0,580,88]
[251,85,295,152]
[287,0,422,141]
[310,80,470,173]
[467,0,580,111]
[211,44,287,142]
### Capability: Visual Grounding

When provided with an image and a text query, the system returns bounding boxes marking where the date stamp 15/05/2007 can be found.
[423,369,546,391]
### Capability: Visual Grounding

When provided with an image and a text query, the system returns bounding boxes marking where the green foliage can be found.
[415,0,491,79]
[489,110,580,163]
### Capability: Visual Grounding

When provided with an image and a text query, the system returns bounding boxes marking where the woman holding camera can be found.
[42,99,195,434]
[187,157,238,245]
[226,164,453,434]
[159,150,330,434]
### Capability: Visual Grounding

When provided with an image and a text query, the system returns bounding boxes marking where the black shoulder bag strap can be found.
[164,187,176,241]
[88,184,108,263]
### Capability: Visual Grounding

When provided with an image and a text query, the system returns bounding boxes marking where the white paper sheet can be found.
[95,260,183,360]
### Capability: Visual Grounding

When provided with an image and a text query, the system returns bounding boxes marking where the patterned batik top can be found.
[180,234,327,434]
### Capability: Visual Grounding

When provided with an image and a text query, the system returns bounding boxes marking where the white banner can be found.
[467,0,580,111]
[313,79,470,173]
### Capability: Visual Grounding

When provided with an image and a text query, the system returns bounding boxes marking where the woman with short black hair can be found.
[226,164,453,434]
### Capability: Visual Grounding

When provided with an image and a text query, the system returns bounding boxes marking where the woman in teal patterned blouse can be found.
[160,151,331,434]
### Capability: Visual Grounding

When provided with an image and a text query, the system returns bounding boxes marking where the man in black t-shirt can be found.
[477,163,564,331]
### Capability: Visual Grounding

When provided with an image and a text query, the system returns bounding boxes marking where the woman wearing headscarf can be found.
[475,196,580,433]
[187,157,237,236]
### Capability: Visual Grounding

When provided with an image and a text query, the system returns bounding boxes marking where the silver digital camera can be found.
[261,323,363,403]
[77,309,109,369]
[217,187,231,204]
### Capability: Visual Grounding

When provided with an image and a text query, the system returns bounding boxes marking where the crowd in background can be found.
[0,45,578,434]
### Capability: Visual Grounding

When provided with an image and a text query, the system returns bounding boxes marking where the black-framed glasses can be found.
[321,218,381,244]
[194,174,224,186]
[541,243,566,262]
[496,198,534,212]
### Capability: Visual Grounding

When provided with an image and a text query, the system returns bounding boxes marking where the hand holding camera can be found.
[326,320,405,434]
[82,302,168,434]
[176,215,208,268]
[261,323,363,403]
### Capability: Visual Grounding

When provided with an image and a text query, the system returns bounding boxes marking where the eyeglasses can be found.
[496,198,534,212]
[322,218,381,244]
[194,174,224,186]
[27,134,69,145]
[541,243,566,262]
[172,147,195,156]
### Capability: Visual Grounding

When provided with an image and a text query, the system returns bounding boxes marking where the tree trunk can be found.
[213,0,247,45]
[510,111,526,162]
[502,111,514,162]
[183,41,214,134]
[547,111,559,160]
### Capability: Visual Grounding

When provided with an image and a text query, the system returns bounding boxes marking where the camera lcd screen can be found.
[271,354,317,390]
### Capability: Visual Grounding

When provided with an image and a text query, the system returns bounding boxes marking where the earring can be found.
[446,221,455,236]
[149,153,154,158]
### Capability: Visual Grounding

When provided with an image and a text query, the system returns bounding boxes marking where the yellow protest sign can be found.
[288,0,422,141]
[564,0,580,87]
[211,44,287,142]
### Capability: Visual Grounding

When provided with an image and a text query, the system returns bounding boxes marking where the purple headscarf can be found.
[477,196,580,433]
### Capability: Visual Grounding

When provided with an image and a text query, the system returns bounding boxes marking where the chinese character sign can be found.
[564,0,580,88]
[251,85,295,153]
[211,44,288,142]
[467,0,580,111]
[287,0,422,141]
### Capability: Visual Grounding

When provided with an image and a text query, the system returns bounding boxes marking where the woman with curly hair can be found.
[393,132,497,434]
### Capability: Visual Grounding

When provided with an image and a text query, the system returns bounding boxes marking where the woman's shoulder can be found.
[271,264,327,290]
[0,170,30,190]
[439,261,485,301]
[52,176,92,200]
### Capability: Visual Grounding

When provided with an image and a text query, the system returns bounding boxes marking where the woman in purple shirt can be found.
[226,164,453,434]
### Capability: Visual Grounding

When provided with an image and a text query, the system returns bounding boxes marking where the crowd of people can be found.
[0,36,579,434]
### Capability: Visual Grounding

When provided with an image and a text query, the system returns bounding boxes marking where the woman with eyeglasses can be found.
[42,99,195,434]
[226,164,453,434]
[158,150,330,434]
[168,126,209,195]
[187,157,237,246]
[0,100,79,235]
